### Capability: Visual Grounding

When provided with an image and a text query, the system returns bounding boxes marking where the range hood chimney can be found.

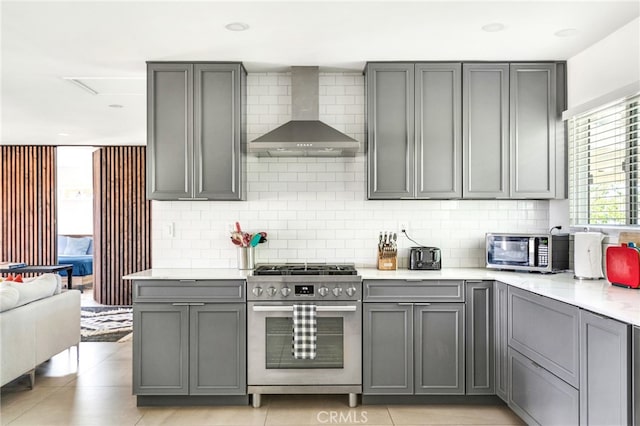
[249,66,360,157]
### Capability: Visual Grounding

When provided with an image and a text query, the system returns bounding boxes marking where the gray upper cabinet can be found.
[580,310,630,426]
[147,62,246,201]
[147,63,193,200]
[367,61,565,200]
[462,63,509,198]
[367,63,414,199]
[415,63,462,198]
[510,63,556,199]
[366,62,461,199]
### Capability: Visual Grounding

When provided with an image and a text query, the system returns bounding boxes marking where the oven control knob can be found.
[252,286,263,297]
[281,286,291,297]
[346,286,357,297]
[266,286,277,297]
[332,287,343,297]
[318,286,329,297]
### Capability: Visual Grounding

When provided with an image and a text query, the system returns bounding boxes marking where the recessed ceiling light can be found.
[57,133,70,136]
[108,104,124,108]
[482,23,506,33]
[554,28,578,37]
[225,22,250,32]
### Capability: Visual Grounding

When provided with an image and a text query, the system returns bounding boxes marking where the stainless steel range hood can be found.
[249,66,360,157]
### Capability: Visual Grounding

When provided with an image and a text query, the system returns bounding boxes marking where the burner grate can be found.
[253,263,357,276]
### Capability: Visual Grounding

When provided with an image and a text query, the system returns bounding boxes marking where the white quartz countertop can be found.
[123,268,251,280]
[124,267,640,327]
[359,267,640,327]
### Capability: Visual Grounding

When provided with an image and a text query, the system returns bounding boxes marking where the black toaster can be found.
[409,247,441,270]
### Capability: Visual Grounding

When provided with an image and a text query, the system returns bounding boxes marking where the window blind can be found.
[568,94,638,226]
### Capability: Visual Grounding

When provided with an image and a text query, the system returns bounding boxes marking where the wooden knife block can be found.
[377,252,397,270]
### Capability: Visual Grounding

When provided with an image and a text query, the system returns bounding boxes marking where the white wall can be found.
[151,72,550,269]
[567,17,640,109]
[555,17,640,233]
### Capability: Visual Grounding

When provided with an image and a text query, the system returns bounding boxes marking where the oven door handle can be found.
[251,305,357,312]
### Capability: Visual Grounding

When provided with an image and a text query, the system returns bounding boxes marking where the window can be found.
[568,94,639,226]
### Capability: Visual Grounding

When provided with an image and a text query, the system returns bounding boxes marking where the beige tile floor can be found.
[0,340,525,426]
[1,289,525,426]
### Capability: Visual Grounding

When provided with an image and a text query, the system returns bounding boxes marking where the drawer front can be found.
[133,280,245,302]
[508,286,579,387]
[509,348,579,426]
[364,280,464,302]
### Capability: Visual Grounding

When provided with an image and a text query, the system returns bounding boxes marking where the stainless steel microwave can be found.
[486,233,570,273]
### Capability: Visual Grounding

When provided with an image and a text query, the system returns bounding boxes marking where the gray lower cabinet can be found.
[133,303,189,394]
[634,326,640,426]
[363,302,465,395]
[363,303,413,394]
[465,281,494,395]
[363,279,465,395]
[132,279,246,397]
[508,286,579,387]
[494,281,508,402]
[133,303,246,395]
[366,62,461,199]
[580,310,630,425]
[507,287,580,425]
[147,62,246,201]
[414,303,465,394]
[509,347,579,425]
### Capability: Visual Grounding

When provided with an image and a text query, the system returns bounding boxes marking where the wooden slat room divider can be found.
[93,146,151,305]
[0,146,57,267]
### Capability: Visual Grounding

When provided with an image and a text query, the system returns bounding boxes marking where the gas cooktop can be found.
[253,263,357,276]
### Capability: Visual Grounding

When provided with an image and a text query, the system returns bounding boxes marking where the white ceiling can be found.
[1,0,638,146]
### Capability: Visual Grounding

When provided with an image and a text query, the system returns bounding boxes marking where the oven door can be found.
[247,301,362,386]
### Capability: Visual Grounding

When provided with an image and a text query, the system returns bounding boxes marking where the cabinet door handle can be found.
[397,303,413,306]
[189,303,205,306]
[172,303,190,306]
[414,303,432,306]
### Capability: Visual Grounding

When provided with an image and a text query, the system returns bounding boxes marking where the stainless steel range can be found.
[247,263,362,408]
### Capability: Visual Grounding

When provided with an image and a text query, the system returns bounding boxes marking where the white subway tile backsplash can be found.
[151,71,551,269]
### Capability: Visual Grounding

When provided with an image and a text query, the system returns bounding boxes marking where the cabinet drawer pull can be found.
[179,279,197,282]
[189,303,205,306]
[414,303,432,306]
[397,303,413,306]
[172,303,190,306]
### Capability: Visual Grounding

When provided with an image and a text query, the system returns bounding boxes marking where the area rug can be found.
[81,306,132,342]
